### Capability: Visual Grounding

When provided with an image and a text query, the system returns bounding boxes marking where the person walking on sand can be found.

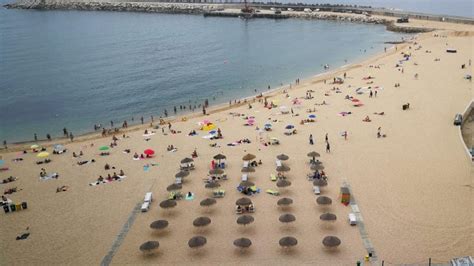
[325,133,328,143]
[375,90,378,97]
[140,117,144,124]
[63,128,68,137]
[343,131,348,140]
[34,133,37,141]
[47,134,51,141]
[309,134,314,145]
[377,127,382,138]
[326,142,330,153]
[3,140,7,149]
[369,90,373,98]
[69,133,74,142]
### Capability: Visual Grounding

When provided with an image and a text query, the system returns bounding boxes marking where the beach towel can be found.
[143,165,150,172]
[39,173,58,181]
[142,133,155,137]
[89,176,125,186]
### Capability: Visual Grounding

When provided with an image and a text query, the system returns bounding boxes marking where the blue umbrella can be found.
[285,125,294,130]
[264,124,272,128]
[209,130,217,134]
[0,160,4,166]
[308,114,316,119]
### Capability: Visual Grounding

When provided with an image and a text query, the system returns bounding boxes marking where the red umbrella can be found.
[144,149,155,156]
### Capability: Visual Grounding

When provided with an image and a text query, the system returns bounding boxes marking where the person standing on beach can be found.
[326,142,330,153]
[309,134,314,145]
[140,117,144,124]
[34,133,37,141]
[343,131,348,140]
[63,128,68,137]
[47,134,51,141]
[369,90,373,98]
[69,133,74,142]
[3,140,7,149]
[110,121,114,128]
[375,90,378,97]
[325,133,328,143]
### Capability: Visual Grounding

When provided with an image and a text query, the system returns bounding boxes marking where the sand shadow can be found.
[187,247,208,258]
[141,250,163,260]
[152,230,171,237]
[232,247,253,257]
[237,225,256,234]
[278,247,300,256]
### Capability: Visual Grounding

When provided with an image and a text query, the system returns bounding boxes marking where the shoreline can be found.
[0,36,414,153]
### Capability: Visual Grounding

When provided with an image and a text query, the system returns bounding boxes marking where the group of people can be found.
[96,170,125,183]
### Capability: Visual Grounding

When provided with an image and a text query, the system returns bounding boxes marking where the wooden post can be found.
[382,261,384,266]
[429,258,431,266]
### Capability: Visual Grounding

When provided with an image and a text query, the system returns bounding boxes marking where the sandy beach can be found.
[0,16,472,265]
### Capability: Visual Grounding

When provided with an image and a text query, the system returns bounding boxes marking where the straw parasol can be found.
[316,196,332,205]
[313,179,328,187]
[239,181,255,187]
[277,179,291,188]
[277,197,293,206]
[167,183,182,192]
[236,197,252,206]
[236,215,255,226]
[37,152,49,158]
[279,236,298,248]
[322,236,341,248]
[181,157,194,164]
[205,182,220,189]
[150,220,169,230]
[241,167,255,173]
[200,198,216,207]
[175,171,190,178]
[159,199,177,209]
[209,168,224,175]
[139,241,159,253]
[276,165,290,172]
[307,151,320,158]
[310,164,325,171]
[279,213,296,223]
[233,238,252,249]
[193,216,211,227]
[188,236,207,248]
[242,154,256,161]
[319,213,337,221]
[213,154,226,160]
[276,154,289,161]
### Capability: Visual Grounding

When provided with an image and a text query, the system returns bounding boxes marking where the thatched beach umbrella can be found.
[213,154,226,161]
[159,199,177,209]
[319,213,337,221]
[242,153,256,161]
[175,171,189,178]
[205,182,220,189]
[277,179,291,188]
[276,165,291,172]
[310,164,325,171]
[233,238,252,249]
[279,236,298,248]
[188,236,207,249]
[236,197,252,206]
[239,181,255,187]
[316,196,332,206]
[276,154,289,161]
[241,167,255,173]
[167,183,182,192]
[181,157,194,164]
[307,151,320,159]
[279,213,296,224]
[193,216,211,227]
[313,179,328,187]
[150,220,169,230]
[322,236,341,248]
[209,168,224,175]
[236,215,255,226]
[139,241,159,253]
[277,197,293,206]
[200,198,216,207]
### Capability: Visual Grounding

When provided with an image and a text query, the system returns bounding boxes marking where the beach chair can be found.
[276,160,282,167]
[213,189,225,198]
[243,161,249,168]
[241,174,248,181]
[313,186,321,195]
[248,204,255,213]
[141,202,150,212]
[235,205,243,214]
[348,213,357,225]
[270,174,277,181]
[266,189,280,196]
[144,192,153,203]
[175,177,182,185]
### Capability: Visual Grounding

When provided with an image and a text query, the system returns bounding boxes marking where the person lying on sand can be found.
[363,116,372,122]
[2,176,17,184]
[56,186,69,193]
[373,112,385,115]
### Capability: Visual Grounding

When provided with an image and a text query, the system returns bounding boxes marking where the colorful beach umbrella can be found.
[264,123,272,128]
[285,125,294,130]
[0,160,4,166]
[37,152,49,158]
[308,114,316,119]
[30,144,39,149]
[99,146,109,151]
[144,149,155,156]
[202,123,216,131]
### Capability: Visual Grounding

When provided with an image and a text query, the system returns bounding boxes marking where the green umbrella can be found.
[99,146,109,151]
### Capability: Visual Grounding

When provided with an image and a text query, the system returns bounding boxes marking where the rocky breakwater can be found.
[4,1,223,14]
[290,12,433,33]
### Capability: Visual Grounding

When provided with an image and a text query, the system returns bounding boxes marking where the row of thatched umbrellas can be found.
[140,235,341,253]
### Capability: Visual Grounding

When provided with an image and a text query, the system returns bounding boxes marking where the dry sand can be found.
[0,17,472,266]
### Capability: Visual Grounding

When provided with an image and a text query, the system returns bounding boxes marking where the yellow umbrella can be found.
[37,152,49,158]
[201,123,216,131]
[31,144,39,149]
